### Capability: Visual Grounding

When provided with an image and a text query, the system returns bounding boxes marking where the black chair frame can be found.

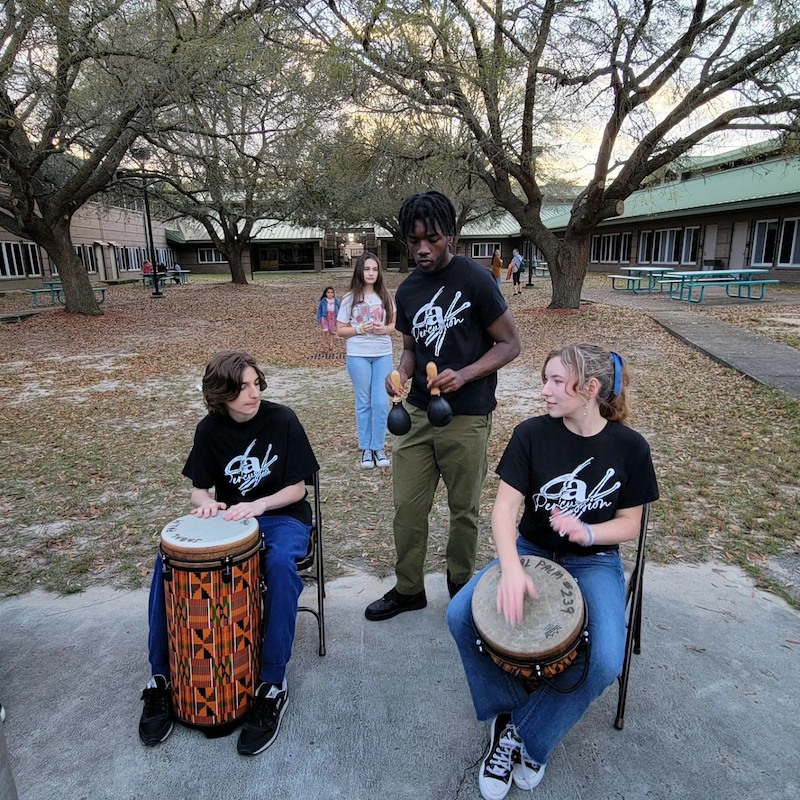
[614,503,649,730]
[296,471,326,656]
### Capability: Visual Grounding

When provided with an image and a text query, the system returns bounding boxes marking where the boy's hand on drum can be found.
[223,501,263,521]
[192,500,227,518]
[496,565,538,627]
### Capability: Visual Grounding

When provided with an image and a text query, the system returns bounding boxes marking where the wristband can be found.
[582,523,595,547]
[356,323,364,334]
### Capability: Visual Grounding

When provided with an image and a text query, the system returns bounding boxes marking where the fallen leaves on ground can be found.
[0,273,798,605]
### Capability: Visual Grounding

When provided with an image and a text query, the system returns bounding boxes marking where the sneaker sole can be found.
[139,719,174,746]
[513,761,546,790]
[237,693,289,756]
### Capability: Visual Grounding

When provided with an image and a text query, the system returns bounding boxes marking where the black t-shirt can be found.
[182,401,319,525]
[497,415,659,555]
[395,255,508,415]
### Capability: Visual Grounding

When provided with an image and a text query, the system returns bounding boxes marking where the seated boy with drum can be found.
[447,343,658,799]
[139,350,319,756]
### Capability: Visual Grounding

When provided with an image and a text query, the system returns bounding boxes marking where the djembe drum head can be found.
[472,556,587,690]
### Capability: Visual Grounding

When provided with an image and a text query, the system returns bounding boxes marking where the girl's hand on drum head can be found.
[496,567,538,627]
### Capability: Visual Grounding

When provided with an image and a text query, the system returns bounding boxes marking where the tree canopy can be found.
[0,0,281,312]
[296,0,800,307]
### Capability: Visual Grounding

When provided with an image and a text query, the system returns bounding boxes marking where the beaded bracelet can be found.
[582,522,595,547]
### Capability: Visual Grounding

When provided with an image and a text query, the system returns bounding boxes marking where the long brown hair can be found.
[346,252,394,323]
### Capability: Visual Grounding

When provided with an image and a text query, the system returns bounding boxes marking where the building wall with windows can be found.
[563,155,800,282]
[1,199,174,290]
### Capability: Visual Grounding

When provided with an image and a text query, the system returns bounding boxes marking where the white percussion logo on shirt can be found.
[533,458,620,517]
[224,439,278,495]
[411,287,470,356]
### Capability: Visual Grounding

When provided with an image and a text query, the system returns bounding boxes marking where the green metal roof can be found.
[545,156,800,230]
[170,217,324,243]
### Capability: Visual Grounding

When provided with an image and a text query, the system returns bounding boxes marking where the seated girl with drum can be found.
[139,350,319,756]
[447,343,658,799]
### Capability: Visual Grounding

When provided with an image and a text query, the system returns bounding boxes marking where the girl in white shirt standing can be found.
[337,253,396,469]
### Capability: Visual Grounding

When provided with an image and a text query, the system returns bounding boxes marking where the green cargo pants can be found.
[392,405,492,595]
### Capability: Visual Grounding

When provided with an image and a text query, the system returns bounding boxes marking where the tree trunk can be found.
[46,223,102,316]
[227,249,248,284]
[398,249,410,273]
[548,236,590,310]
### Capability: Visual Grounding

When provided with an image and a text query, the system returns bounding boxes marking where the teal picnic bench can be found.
[659,270,779,303]
[608,274,643,291]
[30,286,107,305]
[530,261,549,277]
[29,289,55,306]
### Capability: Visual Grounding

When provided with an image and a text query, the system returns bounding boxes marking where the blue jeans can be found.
[446,537,625,765]
[346,353,393,451]
[148,515,311,685]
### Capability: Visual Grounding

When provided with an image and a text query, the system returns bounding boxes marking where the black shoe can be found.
[364,587,427,621]
[139,675,173,746]
[237,680,288,756]
[447,570,467,599]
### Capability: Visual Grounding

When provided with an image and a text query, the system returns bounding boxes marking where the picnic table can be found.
[30,281,107,305]
[659,268,778,303]
[141,270,190,287]
[608,266,674,293]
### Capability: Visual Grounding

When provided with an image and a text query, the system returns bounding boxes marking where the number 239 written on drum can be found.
[561,582,576,613]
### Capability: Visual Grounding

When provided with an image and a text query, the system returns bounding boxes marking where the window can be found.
[74,244,97,273]
[471,242,500,259]
[590,232,631,264]
[653,228,682,264]
[638,231,653,264]
[778,218,800,266]
[620,232,631,263]
[155,248,174,269]
[752,220,778,266]
[114,246,147,271]
[198,248,227,264]
[1,240,44,278]
[681,227,699,265]
[590,235,601,263]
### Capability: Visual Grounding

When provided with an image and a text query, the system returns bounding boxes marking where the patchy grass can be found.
[1,272,799,607]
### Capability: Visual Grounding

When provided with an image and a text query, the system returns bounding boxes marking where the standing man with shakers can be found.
[365,191,521,621]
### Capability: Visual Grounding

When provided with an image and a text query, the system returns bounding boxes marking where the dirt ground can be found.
[1,272,798,605]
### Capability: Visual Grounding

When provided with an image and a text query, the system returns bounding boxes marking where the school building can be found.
[3,148,799,291]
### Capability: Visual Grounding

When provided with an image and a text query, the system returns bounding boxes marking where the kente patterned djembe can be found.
[160,515,262,733]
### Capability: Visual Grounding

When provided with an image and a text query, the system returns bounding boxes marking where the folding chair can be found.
[296,470,326,656]
[614,503,650,730]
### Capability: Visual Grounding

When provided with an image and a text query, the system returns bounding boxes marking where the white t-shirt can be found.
[337,292,394,357]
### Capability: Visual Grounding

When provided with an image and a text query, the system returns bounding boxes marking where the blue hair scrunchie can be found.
[610,351,625,396]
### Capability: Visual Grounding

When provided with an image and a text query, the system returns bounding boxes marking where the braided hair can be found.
[398,191,456,240]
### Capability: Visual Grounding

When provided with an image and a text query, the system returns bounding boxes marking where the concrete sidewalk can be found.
[2,565,799,800]
[580,285,800,400]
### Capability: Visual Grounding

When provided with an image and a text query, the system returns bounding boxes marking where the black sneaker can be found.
[478,713,521,800]
[237,680,288,756]
[139,675,173,746]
